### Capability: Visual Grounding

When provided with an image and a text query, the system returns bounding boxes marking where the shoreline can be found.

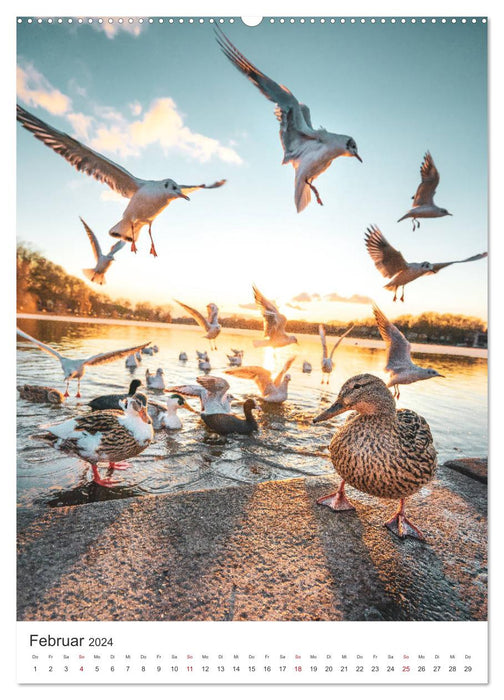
[17,312,488,359]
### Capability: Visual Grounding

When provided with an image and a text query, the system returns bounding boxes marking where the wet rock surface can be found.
[17,459,487,622]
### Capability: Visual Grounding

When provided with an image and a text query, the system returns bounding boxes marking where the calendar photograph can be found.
[16,12,488,684]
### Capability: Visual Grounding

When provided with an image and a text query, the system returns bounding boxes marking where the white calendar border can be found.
[6,0,500,696]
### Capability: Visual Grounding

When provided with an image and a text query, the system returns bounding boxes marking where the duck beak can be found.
[139,406,150,423]
[313,400,346,424]
[182,400,199,414]
[354,153,363,163]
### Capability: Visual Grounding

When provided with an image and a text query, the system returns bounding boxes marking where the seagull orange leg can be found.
[109,461,132,470]
[148,223,158,257]
[64,380,70,398]
[385,498,425,540]
[75,378,81,398]
[306,179,324,206]
[317,480,355,511]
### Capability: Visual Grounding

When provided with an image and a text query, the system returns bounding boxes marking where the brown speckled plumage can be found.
[313,373,437,539]
[17,384,65,404]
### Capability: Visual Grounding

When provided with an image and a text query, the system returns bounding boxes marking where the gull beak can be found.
[182,400,199,414]
[179,192,190,201]
[313,400,346,424]
[436,373,445,378]
[354,154,363,163]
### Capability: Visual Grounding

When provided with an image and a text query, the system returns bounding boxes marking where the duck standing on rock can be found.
[313,374,437,540]
[202,399,260,436]
[34,393,153,487]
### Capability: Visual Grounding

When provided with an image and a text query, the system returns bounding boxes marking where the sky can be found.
[16,16,488,324]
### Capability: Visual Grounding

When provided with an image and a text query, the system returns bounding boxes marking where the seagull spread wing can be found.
[80,217,102,262]
[108,239,127,256]
[174,300,210,331]
[412,152,439,207]
[365,226,408,279]
[274,356,296,386]
[253,285,286,338]
[16,104,141,199]
[430,252,488,274]
[226,366,273,395]
[206,303,219,325]
[215,28,317,163]
[17,328,64,360]
[166,384,206,399]
[84,342,151,367]
[372,305,412,371]
[196,375,230,396]
[179,179,227,196]
[319,325,328,359]
[329,324,355,360]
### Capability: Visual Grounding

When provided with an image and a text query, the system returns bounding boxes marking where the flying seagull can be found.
[319,323,354,384]
[365,225,487,302]
[215,27,362,212]
[252,285,298,348]
[226,357,295,403]
[372,304,444,399]
[80,217,126,285]
[16,104,226,256]
[174,300,221,350]
[167,376,234,415]
[397,152,451,230]
[17,328,151,397]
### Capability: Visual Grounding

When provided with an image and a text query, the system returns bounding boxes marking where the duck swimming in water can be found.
[88,379,142,411]
[201,399,259,436]
[313,373,437,540]
[147,393,199,430]
[17,384,65,404]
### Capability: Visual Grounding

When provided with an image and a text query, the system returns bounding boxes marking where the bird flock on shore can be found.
[16,25,488,540]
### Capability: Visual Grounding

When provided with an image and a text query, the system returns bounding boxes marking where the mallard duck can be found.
[202,399,259,435]
[88,379,142,411]
[168,376,234,415]
[319,323,354,384]
[175,300,221,350]
[313,373,437,540]
[17,384,65,404]
[36,393,153,487]
[148,394,199,430]
[146,368,165,390]
[17,328,150,397]
[226,357,295,403]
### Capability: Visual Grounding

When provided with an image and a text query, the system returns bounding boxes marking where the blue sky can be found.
[16,16,488,323]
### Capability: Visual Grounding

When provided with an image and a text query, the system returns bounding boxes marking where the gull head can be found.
[439,208,452,217]
[289,335,299,345]
[163,179,190,201]
[420,262,435,272]
[423,368,445,379]
[345,137,362,163]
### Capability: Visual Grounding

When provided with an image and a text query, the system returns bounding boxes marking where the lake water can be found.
[16,316,488,511]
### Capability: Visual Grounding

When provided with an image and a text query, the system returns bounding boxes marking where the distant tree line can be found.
[16,243,172,323]
[17,243,487,347]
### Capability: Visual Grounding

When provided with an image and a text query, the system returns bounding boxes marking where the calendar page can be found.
[15,6,488,687]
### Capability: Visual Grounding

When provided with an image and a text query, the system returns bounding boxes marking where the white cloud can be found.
[17,64,243,166]
[17,63,72,115]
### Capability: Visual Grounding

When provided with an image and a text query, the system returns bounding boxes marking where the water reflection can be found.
[17,317,487,510]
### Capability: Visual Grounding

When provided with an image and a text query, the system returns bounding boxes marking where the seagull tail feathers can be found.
[82,268,106,285]
[109,218,143,243]
[294,177,311,213]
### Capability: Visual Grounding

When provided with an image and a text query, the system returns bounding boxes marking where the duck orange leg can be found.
[385,498,425,540]
[317,479,355,511]
[91,464,120,487]
[109,461,132,471]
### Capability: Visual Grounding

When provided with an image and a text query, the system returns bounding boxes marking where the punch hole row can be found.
[17,17,488,25]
